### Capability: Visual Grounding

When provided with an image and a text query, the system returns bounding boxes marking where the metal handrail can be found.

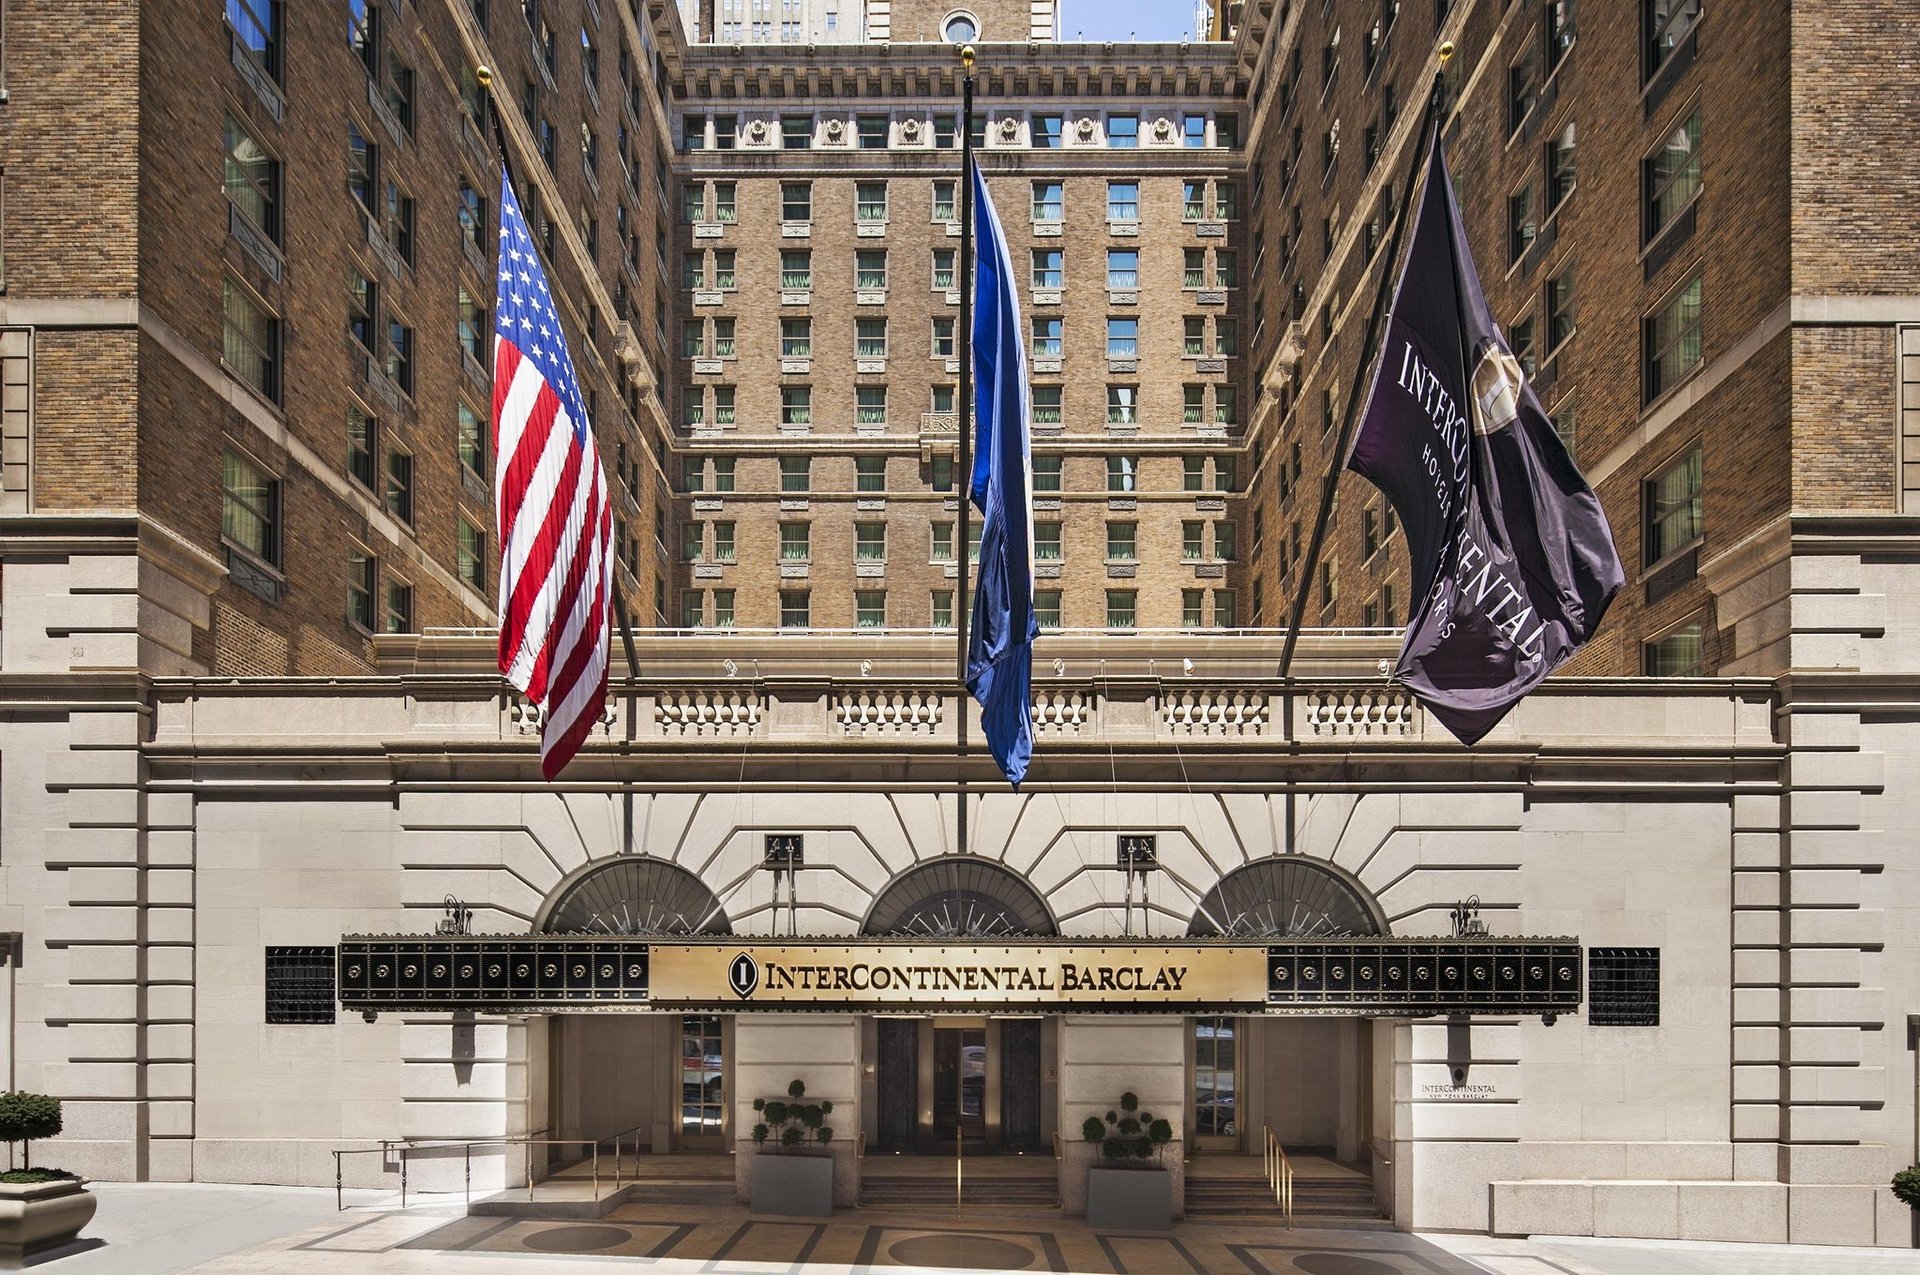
[331,1130,638,1213]
[1263,1126,1294,1230]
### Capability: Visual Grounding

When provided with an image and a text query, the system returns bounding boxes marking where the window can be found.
[222,449,279,566]
[348,405,377,487]
[1644,447,1702,564]
[1644,276,1703,402]
[712,589,736,628]
[1036,318,1067,359]
[681,182,704,224]
[858,115,888,149]
[458,176,486,249]
[681,589,705,628]
[1182,249,1206,290]
[385,448,413,523]
[781,250,811,291]
[348,0,377,72]
[1213,590,1237,628]
[932,180,958,222]
[1546,1,1576,69]
[1106,521,1137,561]
[347,273,378,351]
[713,249,736,289]
[347,549,376,629]
[1032,182,1063,222]
[934,114,957,149]
[782,114,812,148]
[223,278,279,401]
[458,401,486,479]
[1184,385,1205,425]
[1032,249,1063,289]
[1215,182,1238,220]
[713,521,736,562]
[682,252,706,292]
[1509,184,1537,263]
[682,457,706,494]
[932,249,956,291]
[1032,386,1063,425]
[712,115,737,150]
[856,182,888,222]
[1215,319,1239,356]
[1107,250,1139,290]
[1106,590,1137,629]
[1182,181,1205,220]
[933,317,956,358]
[712,458,736,492]
[1033,522,1062,561]
[857,318,888,358]
[931,590,955,628]
[855,522,887,562]
[781,182,812,222]
[1645,109,1700,243]
[779,522,811,561]
[1033,590,1062,627]
[1547,268,1576,352]
[1588,947,1661,1025]
[713,183,736,223]
[1182,589,1205,626]
[681,522,704,563]
[931,521,956,563]
[779,589,810,628]
[381,180,414,264]
[1364,508,1382,559]
[855,590,887,627]
[385,49,415,134]
[712,319,736,358]
[457,288,486,364]
[857,386,888,426]
[1511,313,1537,377]
[1107,317,1138,358]
[1321,559,1338,608]
[1646,0,1698,78]
[781,318,812,359]
[856,251,888,290]
[265,947,335,1024]
[1547,122,1577,213]
[227,0,281,79]
[780,455,811,493]
[224,114,279,242]
[1107,386,1138,426]
[1109,115,1138,147]
[383,577,413,633]
[1323,24,1341,89]
[1509,54,1538,134]
[1107,454,1138,492]
[383,316,413,395]
[1215,521,1237,562]
[931,453,954,492]
[1021,113,1059,150]
[1184,318,1206,356]
[1032,455,1062,492]
[851,457,887,494]
[1107,181,1139,222]
[1182,521,1204,560]
[681,318,705,358]
[1215,386,1237,426]
[1184,115,1208,148]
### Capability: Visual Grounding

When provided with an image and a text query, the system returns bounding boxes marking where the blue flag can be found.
[965,156,1039,789]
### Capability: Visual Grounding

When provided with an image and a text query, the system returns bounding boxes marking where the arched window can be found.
[864,857,1055,937]
[538,856,731,936]
[1187,857,1386,938]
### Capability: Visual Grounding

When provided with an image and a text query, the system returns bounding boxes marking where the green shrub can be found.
[1893,1164,1920,1210]
[751,1080,833,1154]
[1082,1091,1169,1167]
[0,1093,61,1171]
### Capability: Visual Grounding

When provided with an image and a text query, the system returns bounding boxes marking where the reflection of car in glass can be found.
[961,1044,986,1117]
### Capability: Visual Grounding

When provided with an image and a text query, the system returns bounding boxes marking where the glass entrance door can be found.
[933,1026,986,1149]
[679,1014,726,1149]
[1192,1015,1239,1150]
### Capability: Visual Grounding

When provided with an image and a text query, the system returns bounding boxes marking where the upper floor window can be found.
[1645,0,1699,79]
[222,448,281,567]
[227,0,281,80]
[1033,114,1063,149]
[1547,122,1577,214]
[458,176,486,249]
[782,115,812,149]
[1108,115,1138,148]
[1644,623,1703,677]
[347,0,377,75]
[1644,275,1702,402]
[932,180,958,222]
[224,114,280,243]
[1645,108,1700,244]
[1546,0,1576,71]
[856,182,888,223]
[223,278,280,402]
[858,115,888,149]
[1106,317,1138,358]
[781,182,812,222]
[1032,182,1063,222]
[1107,250,1139,289]
[1183,115,1208,148]
[1107,182,1140,222]
[1643,447,1702,566]
[347,127,377,211]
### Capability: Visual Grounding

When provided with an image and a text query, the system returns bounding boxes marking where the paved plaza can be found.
[29,1182,1919,1275]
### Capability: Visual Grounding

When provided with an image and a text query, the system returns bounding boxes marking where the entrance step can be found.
[861,1162,1059,1209]
[1184,1159,1388,1227]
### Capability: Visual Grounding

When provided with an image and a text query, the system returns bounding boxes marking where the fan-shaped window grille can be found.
[540,857,731,936]
[864,858,1056,937]
[1187,857,1386,938]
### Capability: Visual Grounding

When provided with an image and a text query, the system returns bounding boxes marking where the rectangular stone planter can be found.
[1086,1166,1172,1232]
[0,1178,96,1268]
[749,1152,834,1217]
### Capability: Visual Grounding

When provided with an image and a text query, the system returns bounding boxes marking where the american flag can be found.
[492,172,613,778]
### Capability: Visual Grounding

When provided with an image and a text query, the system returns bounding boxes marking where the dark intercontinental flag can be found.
[1347,129,1625,744]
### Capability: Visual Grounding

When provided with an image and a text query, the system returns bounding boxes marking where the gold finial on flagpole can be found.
[1437,40,1454,63]
[960,43,976,71]
[475,64,494,88]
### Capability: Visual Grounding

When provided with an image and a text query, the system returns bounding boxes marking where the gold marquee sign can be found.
[337,936,1586,1018]
[650,943,1265,1008]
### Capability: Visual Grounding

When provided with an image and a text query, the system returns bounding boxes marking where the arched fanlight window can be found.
[539,856,731,936]
[1187,857,1387,938]
[863,857,1055,937]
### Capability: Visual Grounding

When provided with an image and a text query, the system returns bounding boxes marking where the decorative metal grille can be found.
[862,858,1057,937]
[266,946,337,1024]
[542,856,731,936]
[1265,940,1582,1015]
[1188,856,1385,938]
[338,937,650,1011]
[1587,947,1660,1026]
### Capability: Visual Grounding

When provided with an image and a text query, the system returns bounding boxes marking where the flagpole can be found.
[474,63,641,684]
[1277,47,1452,679]
[956,46,976,858]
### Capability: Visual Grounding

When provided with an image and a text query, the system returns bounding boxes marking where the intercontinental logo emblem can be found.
[727,951,760,999]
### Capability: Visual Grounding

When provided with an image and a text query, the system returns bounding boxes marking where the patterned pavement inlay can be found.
[887,1234,1040,1270]
[518,1224,635,1253]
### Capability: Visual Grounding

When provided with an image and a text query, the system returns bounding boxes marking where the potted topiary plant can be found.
[1080,1091,1176,1230]
[1893,1163,1920,1246]
[0,1092,95,1265]
[746,1079,837,1217]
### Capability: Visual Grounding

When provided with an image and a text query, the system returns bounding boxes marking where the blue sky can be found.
[1063,0,1207,42]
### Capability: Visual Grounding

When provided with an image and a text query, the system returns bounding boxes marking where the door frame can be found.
[1187,1013,1245,1152]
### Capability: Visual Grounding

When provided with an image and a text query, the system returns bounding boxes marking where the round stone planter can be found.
[0,1178,96,1268]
